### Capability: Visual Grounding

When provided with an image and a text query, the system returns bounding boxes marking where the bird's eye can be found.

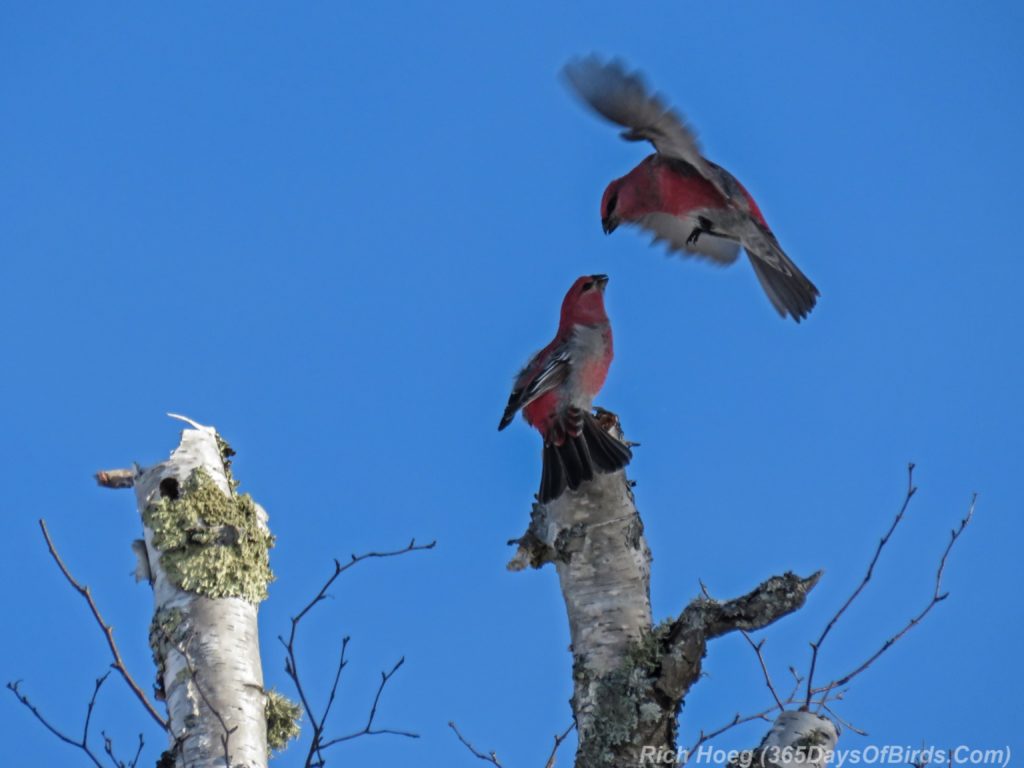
[581,281,594,292]
[606,192,619,215]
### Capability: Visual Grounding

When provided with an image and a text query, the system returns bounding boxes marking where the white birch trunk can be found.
[542,471,652,748]
[134,417,269,768]
[509,413,822,768]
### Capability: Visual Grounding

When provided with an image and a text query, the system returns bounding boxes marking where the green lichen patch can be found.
[575,623,676,767]
[143,468,274,603]
[149,606,187,657]
[265,689,302,754]
[627,619,673,673]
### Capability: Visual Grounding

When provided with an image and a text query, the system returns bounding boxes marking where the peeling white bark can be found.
[135,419,268,768]
[131,539,151,583]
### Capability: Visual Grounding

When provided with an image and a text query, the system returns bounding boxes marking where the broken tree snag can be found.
[136,415,277,768]
[509,414,655,768]
[96,468,136,488]
[730,711,838,768]
[508,413,822,768]
[657,573,823,717]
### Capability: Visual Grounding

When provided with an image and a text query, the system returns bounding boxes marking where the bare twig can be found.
[680,707,776,767]
[740,631,784,711]
[544,723,576,768]
[279,540,434,766]
[101,731,145,768]
[820,702,867,736]
[813,494,976,704]
[293,539,437,628]
[448,721,504,767]
[778,667,805,715]
[7,673,111,768]
[679,685,850,768]
[38,519,167,730]
[301,635,350,767]
[319,658,419,748]
[805,463,917,707]
[449,719,572,767]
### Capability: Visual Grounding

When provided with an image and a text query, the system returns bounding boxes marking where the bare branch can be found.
[680,708,776,767]
[279,541,433,766]
[94,469,136,489]
[448,721,504,767]
[679,684,851,768]
[101,731,145,768]
[740,631,784,711]
[653,571,821,736]
[543,723,576,768]
[785,667,804,706]
[820,703,867,736]
[805,463,918,705]
[299,635,350,767]
[813,494,976,702]
[38,519,167,730]
[671,571,822,647]
[7,673,111,768]
[291,539,436,629]
[319,658,419,748]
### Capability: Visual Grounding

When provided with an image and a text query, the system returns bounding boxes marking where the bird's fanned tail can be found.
[744,234,819,322]
[539,411,633,502]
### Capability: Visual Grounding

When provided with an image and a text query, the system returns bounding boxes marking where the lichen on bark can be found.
[265,689,302,754]
[142,467,274,603]
[574,620,677,768]
[148,606,187,698]
[215,433,239,492]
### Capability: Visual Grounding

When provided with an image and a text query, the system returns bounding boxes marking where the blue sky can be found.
[2,2,1021,765]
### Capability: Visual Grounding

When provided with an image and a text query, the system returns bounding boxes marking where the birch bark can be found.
[509,414,823,768]
[134,416,271,768]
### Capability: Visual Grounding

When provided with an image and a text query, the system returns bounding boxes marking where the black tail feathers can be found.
[539,412,633,503]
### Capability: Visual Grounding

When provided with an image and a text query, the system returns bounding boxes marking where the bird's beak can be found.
[602,216,618,235]
[593,274,609,291]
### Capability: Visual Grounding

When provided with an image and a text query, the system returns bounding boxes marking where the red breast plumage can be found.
[499,275,632,502]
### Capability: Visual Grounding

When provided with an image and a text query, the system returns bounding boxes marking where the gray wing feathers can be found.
[563,56,709,174]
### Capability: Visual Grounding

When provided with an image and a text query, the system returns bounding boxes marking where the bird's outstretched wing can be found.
[498,346,571,430]
[563,56,733,201]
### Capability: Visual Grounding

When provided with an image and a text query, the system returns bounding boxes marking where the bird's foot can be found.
[687,216,716,246]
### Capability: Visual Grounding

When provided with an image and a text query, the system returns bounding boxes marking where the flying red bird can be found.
[563,56,819,322]
[499,274,632,502]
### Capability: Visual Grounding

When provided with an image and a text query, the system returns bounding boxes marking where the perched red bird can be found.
[499,274,632,502]
[563,56,819,322]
